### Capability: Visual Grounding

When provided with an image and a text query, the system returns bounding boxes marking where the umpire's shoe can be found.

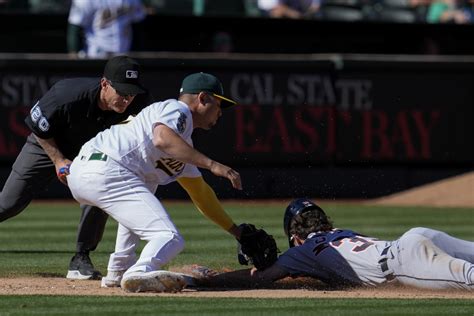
[66,252,102,280]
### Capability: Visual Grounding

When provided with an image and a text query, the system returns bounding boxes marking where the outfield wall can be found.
[0,54,472,199]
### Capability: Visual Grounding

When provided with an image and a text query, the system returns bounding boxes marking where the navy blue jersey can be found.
[277,229,390,287]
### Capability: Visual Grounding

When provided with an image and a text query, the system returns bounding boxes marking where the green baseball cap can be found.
[179,72,237,108]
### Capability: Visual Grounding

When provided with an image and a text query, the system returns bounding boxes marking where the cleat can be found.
[121,270,187,293]
[101,270,125,288]
[66,252,102,280]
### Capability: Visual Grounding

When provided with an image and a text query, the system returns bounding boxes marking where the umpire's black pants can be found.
[0,135,108,253]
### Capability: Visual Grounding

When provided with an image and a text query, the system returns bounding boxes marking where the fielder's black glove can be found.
[237,223,279,270]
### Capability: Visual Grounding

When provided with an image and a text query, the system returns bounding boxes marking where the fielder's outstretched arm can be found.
[177,176,241,238]
[153,124,242,190]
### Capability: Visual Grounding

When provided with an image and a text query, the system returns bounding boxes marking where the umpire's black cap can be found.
[179,72,237,108]
[104,55,146,95]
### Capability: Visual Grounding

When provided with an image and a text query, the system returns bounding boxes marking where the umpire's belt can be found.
[378,246,395,281]
[88,152,108,161]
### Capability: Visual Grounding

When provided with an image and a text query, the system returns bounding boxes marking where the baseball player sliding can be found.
[199,198,474,291]
[67,72,254,292]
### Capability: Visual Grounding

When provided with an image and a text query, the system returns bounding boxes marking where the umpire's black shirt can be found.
[24,78,153,160]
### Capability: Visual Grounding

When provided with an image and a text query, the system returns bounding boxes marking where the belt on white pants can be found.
[80,152,108,162]
[378,246,395,281]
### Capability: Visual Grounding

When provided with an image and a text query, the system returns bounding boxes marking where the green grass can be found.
[0,296,473,316]
[0,200,473,315]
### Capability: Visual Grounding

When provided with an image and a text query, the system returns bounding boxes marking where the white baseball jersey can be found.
[68,0,146,58]
[86,99,201,184]
[68,99,201,276]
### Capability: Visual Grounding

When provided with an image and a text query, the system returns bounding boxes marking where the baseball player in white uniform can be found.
[67,72,248,292]
[68,0,146,58]
[201,199,474,291]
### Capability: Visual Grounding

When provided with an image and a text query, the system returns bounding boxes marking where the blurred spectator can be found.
[211,31,234,52]
[258,0,321,18]
[245,0,264,16]
[29,0,71,13]
[372,0,432,22]
[318,0,364,22]
[142,0,194,15]
[427,0,473,23]
[258,0,280,15]
[67,0,147,59]
[194,0,259,17]
[0,0,28,11]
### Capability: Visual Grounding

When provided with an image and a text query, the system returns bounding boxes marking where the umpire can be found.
[0,55,153,280]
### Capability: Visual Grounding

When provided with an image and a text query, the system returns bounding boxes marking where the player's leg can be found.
[101,223,139,288]
[101,182,185,275]
[391,232,474,290]
[405,227,474,263]
[66,205,109,280]
[76,205,109,253]
[0,139,55,221]
[97,175,185,291]
[68,154,186,292]
[112,192,186,292]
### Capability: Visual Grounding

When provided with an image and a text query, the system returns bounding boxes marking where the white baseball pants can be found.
[68,145,185,278]
[388,227,474,290]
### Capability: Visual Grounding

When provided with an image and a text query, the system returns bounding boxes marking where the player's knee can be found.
[404,227,430,236]
[405,227,443,239]
[163,231,185,256]
[151,230,185,252]
[148,231,185,268]
[407,227,426,235]
[171,232,185,253]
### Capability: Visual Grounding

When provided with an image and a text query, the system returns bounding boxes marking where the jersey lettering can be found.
[312,243,329,256]
[309,234,331,256]
[155,157,184,176]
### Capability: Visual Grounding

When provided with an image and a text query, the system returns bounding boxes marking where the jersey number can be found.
[331,236,375,252]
